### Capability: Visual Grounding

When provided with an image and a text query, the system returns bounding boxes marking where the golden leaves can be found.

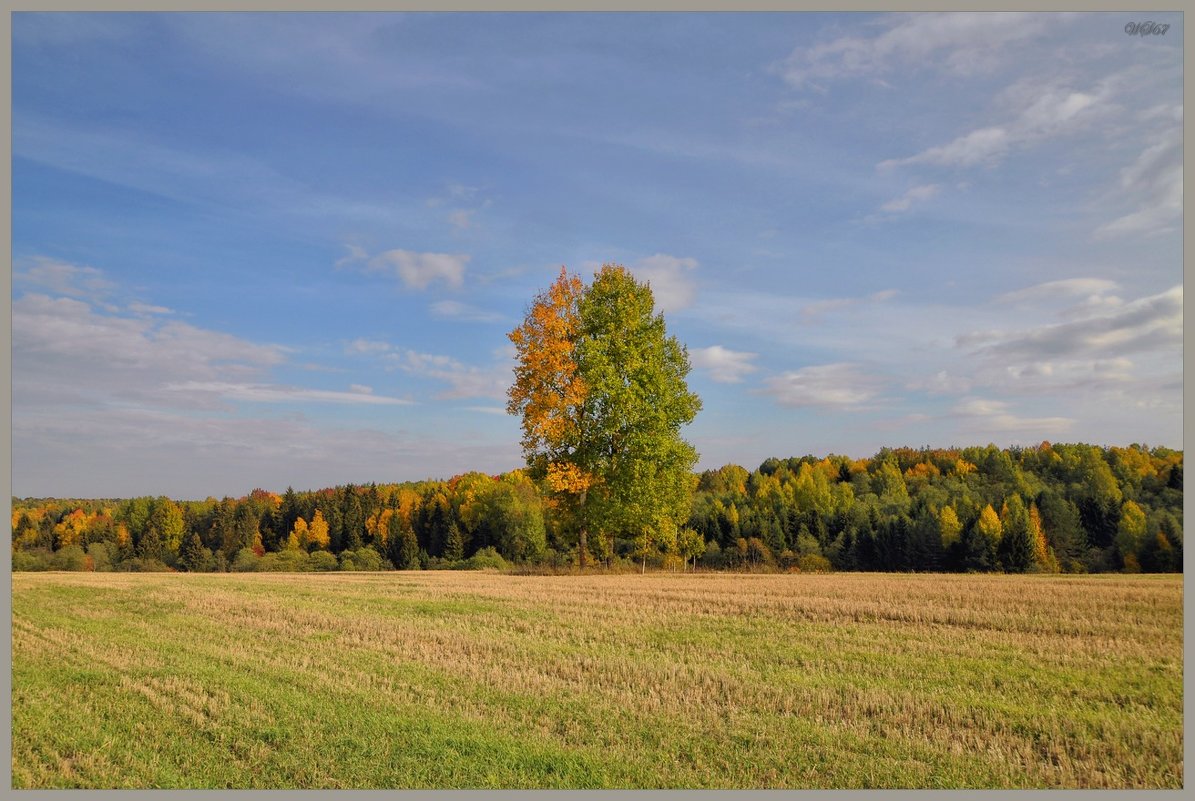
[545,462,596,494]
[507,267,588,456]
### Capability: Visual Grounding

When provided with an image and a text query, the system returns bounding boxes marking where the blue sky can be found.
[12,11,1184,499]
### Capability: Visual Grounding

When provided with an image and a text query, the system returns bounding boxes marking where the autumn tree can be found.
[308,510,331,551]
[507,264,701,569]
[998,494,1034,572]
[1115,500,1147,572]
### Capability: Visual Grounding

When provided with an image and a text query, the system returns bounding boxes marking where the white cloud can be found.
[365,249,469,290]
[15,256,114,298]
[880,81,1104,171]
[448,209,475,231]
[345,338,393,355]
[352,343,512,401]
[430,299,506,323]
[163,381,412,406]
[628,254,699,314]
[960,285,1182,361]
[879,183,942,213]
[464,406,508,416]
[997,278,1120,306]
[951,398,1074,434]
[127,301,174,316]
[802,288,898,321]
[759,363,883,410]
[775,13,1061,91]
[689,345,759,384]
[12,288,297,425]
[1095,124,1182,238]
[334,243,369,269]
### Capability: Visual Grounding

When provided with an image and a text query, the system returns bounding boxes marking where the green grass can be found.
[10,571,1183,788]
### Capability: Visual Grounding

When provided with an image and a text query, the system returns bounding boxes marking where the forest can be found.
[10,441,1183,575]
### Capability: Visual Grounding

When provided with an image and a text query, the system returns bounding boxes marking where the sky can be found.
[11,11,1184,500]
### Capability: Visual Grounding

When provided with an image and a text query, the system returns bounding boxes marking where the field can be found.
[10,571,1183,789]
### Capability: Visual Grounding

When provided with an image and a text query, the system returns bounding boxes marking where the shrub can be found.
[12,549,53,572]
[700,540,723,569]
[309,550,338,571]
[798,553,834,573]
[339,548,387,571]
[259,550,312,572]
[87,542,114,572]
[459,546,508,571]
[51,545,91,571]
[116,557,172,572]
[231,547,260,573]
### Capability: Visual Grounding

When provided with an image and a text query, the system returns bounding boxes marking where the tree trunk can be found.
[577,489,588,571]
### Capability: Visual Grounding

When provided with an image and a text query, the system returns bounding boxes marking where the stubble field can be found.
[10,570,1183,788]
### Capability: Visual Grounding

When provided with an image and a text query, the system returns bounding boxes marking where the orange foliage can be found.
[507,268,588,452]
[545,462,596,494]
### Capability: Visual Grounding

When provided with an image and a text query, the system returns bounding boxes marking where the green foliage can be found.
[339,548,387,572]
[9,443,1183,575]
[458,546,508,571]
[309,550,339,572]
[13,549,53,572]
[230,547,260,573]
[507,264,701,568]
[797,553,834,573]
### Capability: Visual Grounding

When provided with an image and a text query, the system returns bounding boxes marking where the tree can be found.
[1116,500,1147,572]
[308,510,331,551]
[507,268,592,563]
[386,511,420,570]
[507,264,702,569]
[677,528,706,571]
[999,494,1034,573]
[444,522,466,562]
[180,533,213,572]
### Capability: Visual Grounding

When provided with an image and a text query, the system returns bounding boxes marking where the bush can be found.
[660,553,685,572]
[116,557,172,572]
[87,542,114,572]
[52,545,91,571]
[340,548,387,571]
[12,549,53,571]
[259,550,312,572]
[458,546,508,571]
[797,553,834,573]
[309,550,338,571]
[700,540,723,569]
[231,547,260,572]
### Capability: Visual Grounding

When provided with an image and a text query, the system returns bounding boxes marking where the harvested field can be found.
[10,571,1183,788]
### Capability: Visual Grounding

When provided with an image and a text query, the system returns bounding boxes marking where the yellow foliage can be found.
[905,462,941,481]
[374,509,395,548]
[507,268,588,457]
[546,462,596,494]
[53,509,92,549]
[308,510,330,550]
[288,517,308,551]
[952,459,977,476]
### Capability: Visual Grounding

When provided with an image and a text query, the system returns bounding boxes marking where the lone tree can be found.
[507,264,702,568]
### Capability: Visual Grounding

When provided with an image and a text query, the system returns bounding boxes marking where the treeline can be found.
[10,442,1183,574]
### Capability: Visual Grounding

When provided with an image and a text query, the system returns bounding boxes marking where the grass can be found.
[10,571,1183,788]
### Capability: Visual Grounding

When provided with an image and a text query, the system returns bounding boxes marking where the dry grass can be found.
[11,571,1183,788]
